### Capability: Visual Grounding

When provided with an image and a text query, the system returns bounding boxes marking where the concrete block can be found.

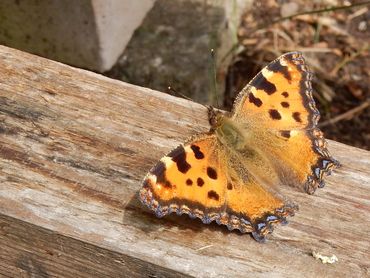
[0,0,156,72]
[106,0,251,105]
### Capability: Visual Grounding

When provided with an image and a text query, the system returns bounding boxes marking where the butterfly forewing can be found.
[231,52,339,193]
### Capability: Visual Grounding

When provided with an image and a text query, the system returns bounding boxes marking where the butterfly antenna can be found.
[167,86,194,102]
[168,85,210,111]
[210,48,220,108]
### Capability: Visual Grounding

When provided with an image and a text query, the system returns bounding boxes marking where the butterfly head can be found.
[207,106,221,129]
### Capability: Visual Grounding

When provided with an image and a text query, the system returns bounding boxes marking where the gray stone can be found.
[106,0,251,105]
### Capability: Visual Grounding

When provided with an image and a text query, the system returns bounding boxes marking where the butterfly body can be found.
[139,52,339,242]
[214,114,250,150]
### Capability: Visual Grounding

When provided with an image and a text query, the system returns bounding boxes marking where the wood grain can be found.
[0,45,369,277]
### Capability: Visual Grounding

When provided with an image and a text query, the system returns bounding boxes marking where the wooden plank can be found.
[0,214,190,278]
[0,45,369,277]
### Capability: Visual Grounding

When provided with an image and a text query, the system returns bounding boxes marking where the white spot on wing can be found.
[280,57,288,67]
[148,174,157,184]
[290,130,299,137]
[161,156,173,167]
[184,145,192,153]
[261,68,273,79]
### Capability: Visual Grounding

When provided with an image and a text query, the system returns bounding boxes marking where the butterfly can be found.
[139,52,339,242]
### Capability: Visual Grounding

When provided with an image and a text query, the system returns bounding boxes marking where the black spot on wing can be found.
[267,60,292,81]
[227,183,233,190]
[281,101,289,108]
[168,145,191,173]
[292,112,302,123]
[269,109,282,120]
[152,161,172,188]
[253,74,276,95]
[280,130,291,138]
[207,190,220,201]
[197,177,204,187]
[186,179,193,186]
[248,93,262,107]
[190,145,205,159]
[282,91,289,98]
[207,167,217,179]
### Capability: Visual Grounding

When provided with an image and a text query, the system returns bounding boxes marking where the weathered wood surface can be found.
[0,45,369,278]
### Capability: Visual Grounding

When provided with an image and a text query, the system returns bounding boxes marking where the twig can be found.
[196,244,213,252]
[347,6,369,20]
[220,43,239,64]
[319,101,370,127]
[329,44,370,76]
[262,47,336,53]
[269,1,370,26]
[220,1,370,65]
[210,49,220,107]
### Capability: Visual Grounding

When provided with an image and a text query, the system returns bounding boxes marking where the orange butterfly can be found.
[139,52,339,242]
